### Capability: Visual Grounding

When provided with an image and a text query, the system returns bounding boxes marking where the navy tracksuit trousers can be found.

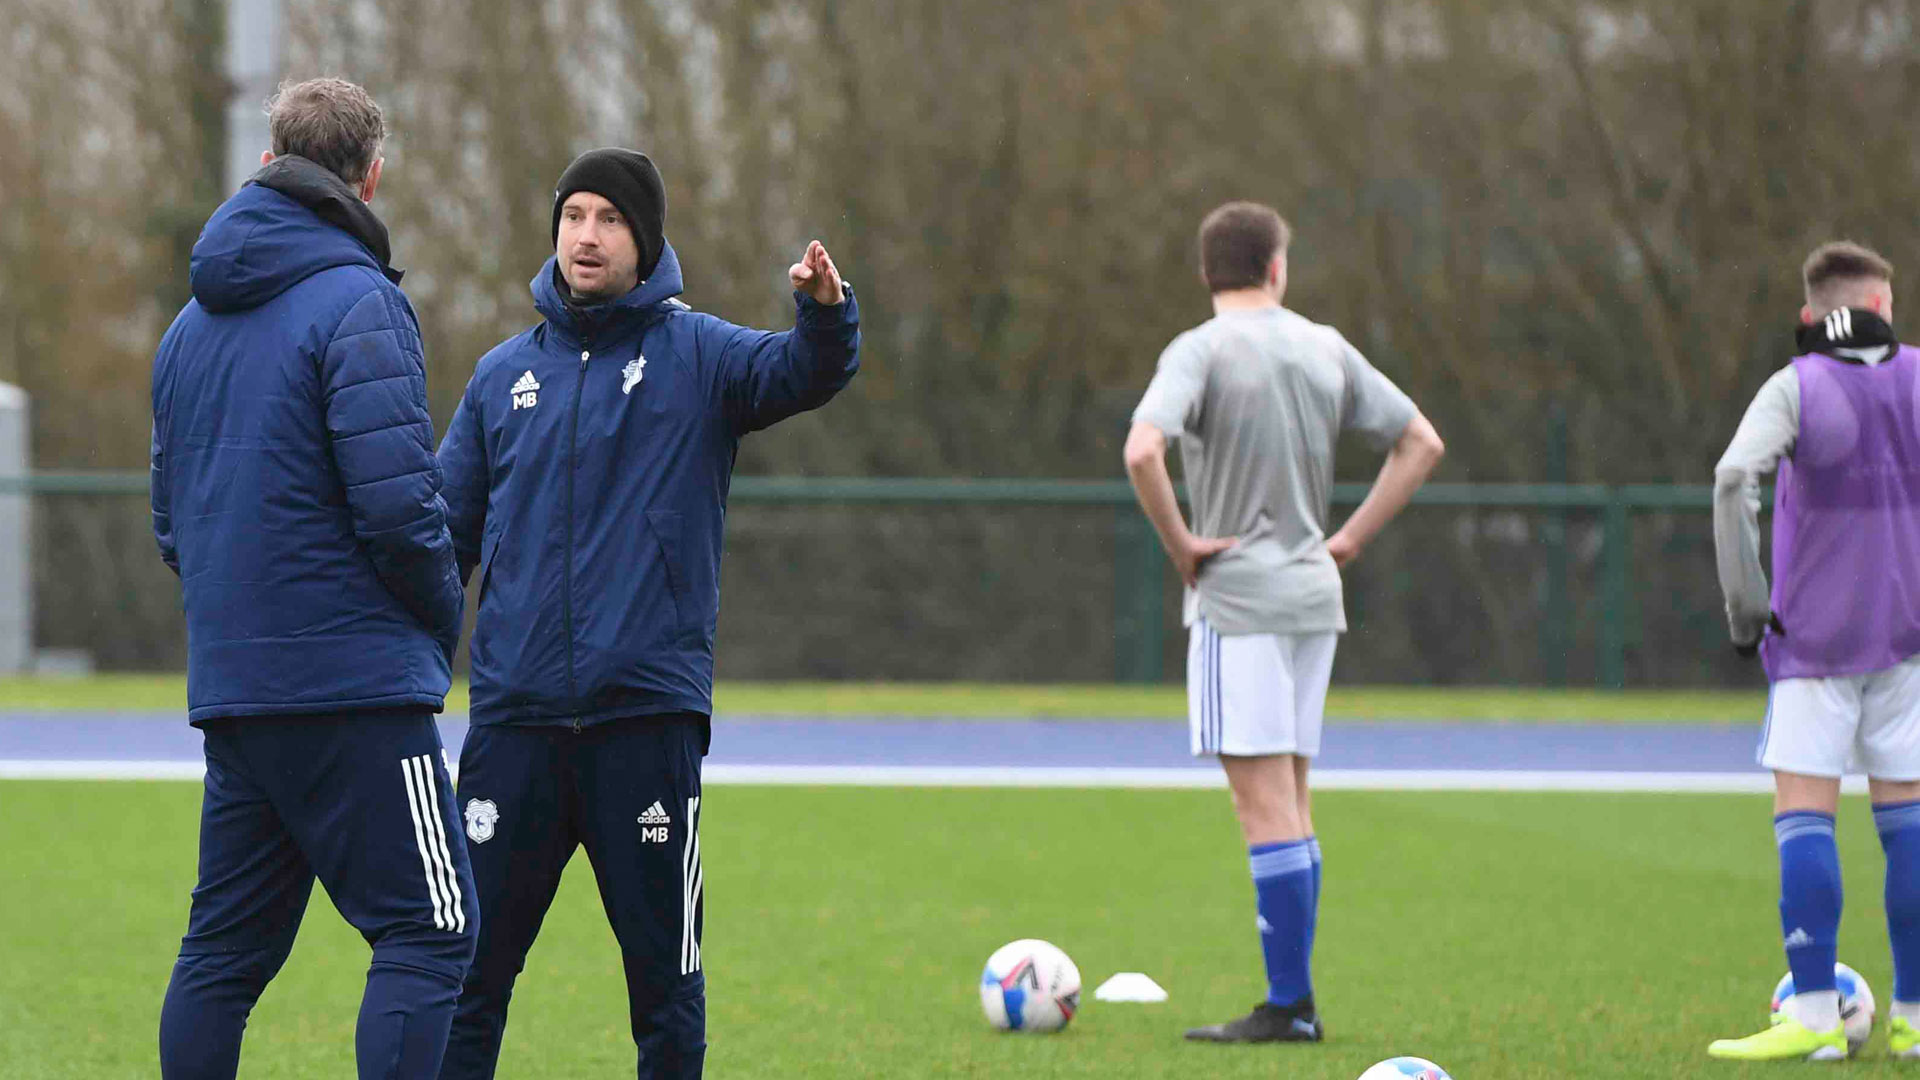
[440,714,707,1080]
[159,711,479,1080]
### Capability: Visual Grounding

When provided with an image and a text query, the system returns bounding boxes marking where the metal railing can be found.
[1,472,1723,687]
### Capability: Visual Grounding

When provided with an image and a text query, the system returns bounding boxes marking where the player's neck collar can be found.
[1796,307,1897,360]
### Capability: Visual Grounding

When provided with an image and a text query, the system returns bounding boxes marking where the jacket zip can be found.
[565,342,590,732]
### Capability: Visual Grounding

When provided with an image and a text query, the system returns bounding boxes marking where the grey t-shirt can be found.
[1132,307,1417,635]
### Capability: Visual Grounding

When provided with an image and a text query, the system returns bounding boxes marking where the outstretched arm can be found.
[717,241,861,433]
[1326,413,1445,567]
[1123,422,1235,587]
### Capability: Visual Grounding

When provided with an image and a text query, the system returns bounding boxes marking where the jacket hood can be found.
[188,156,398,315]
[531,239,686,339]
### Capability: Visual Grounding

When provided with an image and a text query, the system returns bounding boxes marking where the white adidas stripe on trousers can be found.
[681,795,703,975]
[400,753,466,934]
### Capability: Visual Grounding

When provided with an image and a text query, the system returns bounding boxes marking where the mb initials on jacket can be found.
[511,370,540,410]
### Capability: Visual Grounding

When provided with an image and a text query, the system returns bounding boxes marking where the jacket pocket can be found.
[477,529,504,608]
[645,510,693,636]
[468,530,503,677]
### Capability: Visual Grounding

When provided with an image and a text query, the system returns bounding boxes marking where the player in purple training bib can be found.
[1710,241,1920,1062]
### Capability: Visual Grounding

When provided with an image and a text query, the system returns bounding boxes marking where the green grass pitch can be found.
[4,780,1906,1077]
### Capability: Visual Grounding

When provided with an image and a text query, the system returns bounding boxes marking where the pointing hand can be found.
[788,241,846,306]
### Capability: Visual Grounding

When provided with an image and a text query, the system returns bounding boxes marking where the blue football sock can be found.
[1250,839,1315,1007]
[1776,811,1842,999]
[1306,836,1322,955]
[1875,800,1920,1002]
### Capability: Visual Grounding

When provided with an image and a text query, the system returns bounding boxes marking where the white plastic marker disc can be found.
[1093,972,1168,1003]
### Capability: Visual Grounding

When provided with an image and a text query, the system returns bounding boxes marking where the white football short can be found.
[1186,616,1337,758]
[1758,653,1920,779]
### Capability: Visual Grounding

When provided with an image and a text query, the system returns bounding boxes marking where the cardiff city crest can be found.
[463,798,499,844]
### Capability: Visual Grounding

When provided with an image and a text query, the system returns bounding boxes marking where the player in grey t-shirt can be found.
[1124,202,1444,1045]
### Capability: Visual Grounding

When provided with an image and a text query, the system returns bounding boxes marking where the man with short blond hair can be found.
[151,76,475,1079]
[1802,241,1895,316]
[1709,241,1920,1062]
[1124,200,1444,1045]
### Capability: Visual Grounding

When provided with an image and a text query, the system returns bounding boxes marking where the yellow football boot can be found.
[1707,1016,1847,1062]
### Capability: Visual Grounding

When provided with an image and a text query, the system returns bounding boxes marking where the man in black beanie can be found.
[551,148,667,291]
[435,148,860,1080]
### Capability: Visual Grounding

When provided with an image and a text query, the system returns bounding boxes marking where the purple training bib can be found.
[1765,345,1920,679]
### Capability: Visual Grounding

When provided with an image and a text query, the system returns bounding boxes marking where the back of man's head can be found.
[265,77,386,187]
[1198,202,1291,294]
[1803,240,1894,319]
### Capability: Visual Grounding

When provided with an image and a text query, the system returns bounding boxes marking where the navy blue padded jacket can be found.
[150,157,464,723]
[437,242,859,727]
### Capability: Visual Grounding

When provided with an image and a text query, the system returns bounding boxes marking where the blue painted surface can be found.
[0,712,1762,773]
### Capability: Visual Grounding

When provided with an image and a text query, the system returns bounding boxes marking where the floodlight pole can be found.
[0,384,27,672]
[225,0,285,195]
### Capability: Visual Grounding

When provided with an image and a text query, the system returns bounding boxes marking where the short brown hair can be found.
[265,77,386,186]
[1803,240,1894,310]
[1198,202,1291,293]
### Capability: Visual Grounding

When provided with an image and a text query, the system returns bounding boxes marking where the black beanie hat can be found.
[552,148,666,281]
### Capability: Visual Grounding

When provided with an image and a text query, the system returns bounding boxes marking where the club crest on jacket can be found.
[464,798,499,843]
[622,354,646,395]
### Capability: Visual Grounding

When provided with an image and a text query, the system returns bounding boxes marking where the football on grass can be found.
[979,938,1081,1033]
[1771,961,1875,1054]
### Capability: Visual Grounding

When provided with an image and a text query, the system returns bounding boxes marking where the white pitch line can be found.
[702,765,1838,793]
[1,759,208,780]
[0,760,1860,793]
[710,764,1225,788]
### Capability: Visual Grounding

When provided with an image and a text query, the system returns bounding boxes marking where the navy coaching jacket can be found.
[150,157,465,724]
[438,241,860,727]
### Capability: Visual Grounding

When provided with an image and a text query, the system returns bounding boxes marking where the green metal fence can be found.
[2,472,1724,688]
